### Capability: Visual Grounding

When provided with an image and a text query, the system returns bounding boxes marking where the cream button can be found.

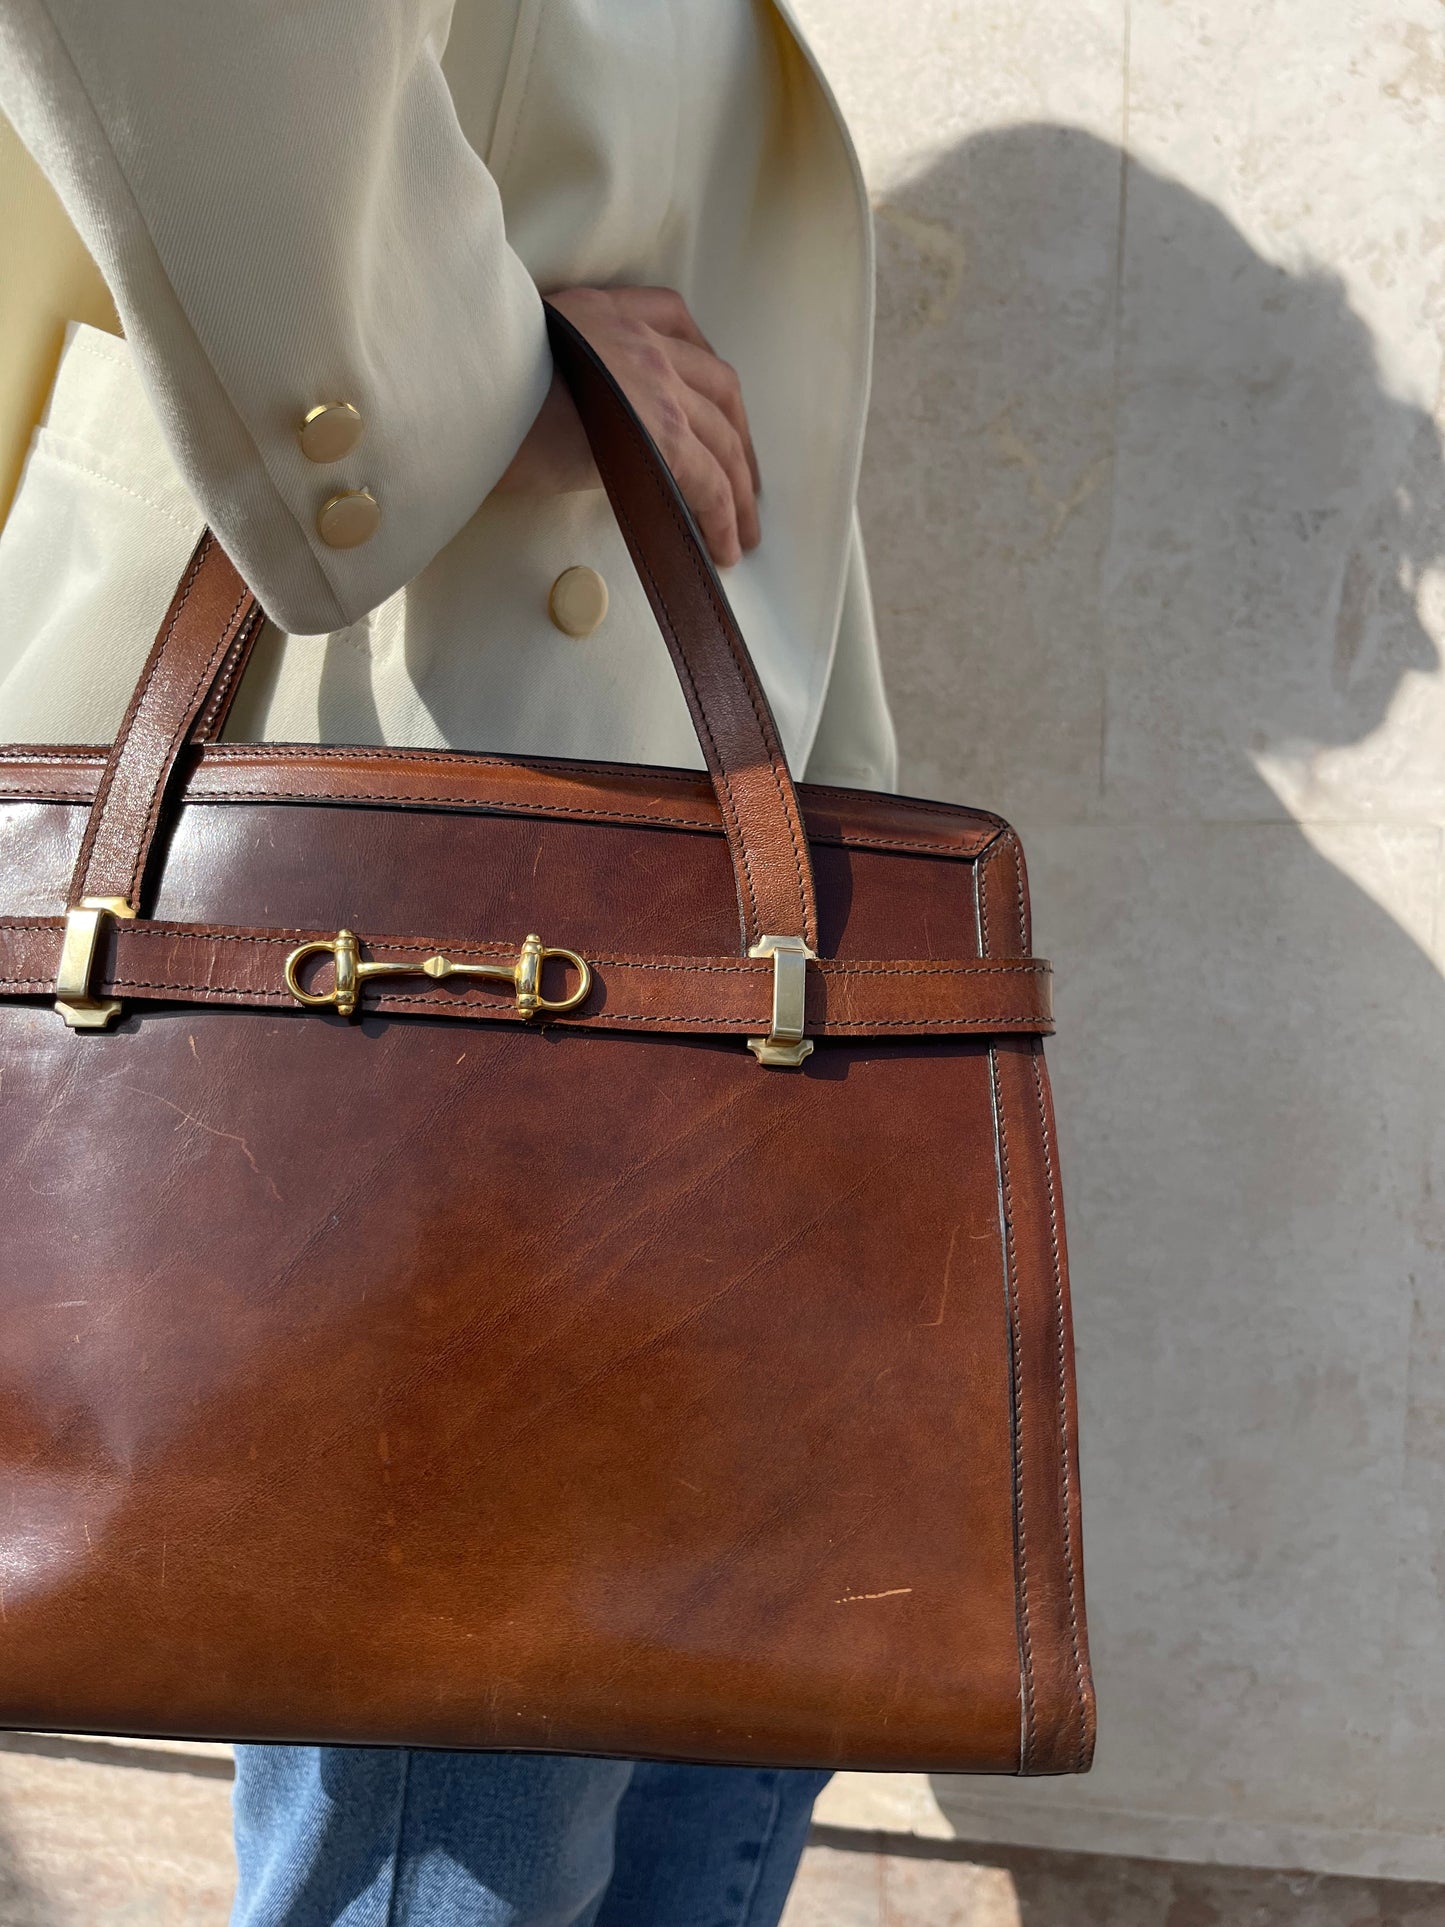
[317,487,380,549]
[548,565,609,638]
[298,400,365,463]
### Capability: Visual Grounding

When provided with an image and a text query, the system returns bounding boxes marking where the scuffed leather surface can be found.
[1,996,1020,1765]
[0,772,1093,1770]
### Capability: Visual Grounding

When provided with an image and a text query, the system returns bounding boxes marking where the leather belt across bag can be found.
[0,308,1095,1775]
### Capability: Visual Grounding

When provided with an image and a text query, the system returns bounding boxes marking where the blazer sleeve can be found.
[0,0,553,635]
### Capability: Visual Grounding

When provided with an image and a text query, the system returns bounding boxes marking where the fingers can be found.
[677,443,743,568]
[643,390,743,567]
[681,388,760,556]
[669,339,762,494]
[547,284,761,567]
[626,301,761,563]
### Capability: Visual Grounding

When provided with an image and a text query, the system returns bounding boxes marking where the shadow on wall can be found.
[0,1798,57,1927]
[860,128,1445,1862]
[865,121,1443,813]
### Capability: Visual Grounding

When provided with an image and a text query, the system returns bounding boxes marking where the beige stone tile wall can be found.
[792,0,1445,1884]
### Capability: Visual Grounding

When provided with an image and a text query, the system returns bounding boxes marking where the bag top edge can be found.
[0,743,1011,862]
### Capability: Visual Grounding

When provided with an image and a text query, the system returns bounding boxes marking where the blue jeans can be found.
[230,1745,830,1927]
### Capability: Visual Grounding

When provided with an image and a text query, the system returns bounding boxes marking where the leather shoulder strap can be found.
[545,308,818,951]
[67,532,260,911]
[64,309,820,952]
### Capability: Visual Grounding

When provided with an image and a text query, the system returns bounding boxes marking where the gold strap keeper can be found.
[747,934,816,1067]
[54,896,135,1030]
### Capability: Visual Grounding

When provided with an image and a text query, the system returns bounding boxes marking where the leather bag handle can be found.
[67,304,819,955]
[66,537,262,918]
[544,310,817,951]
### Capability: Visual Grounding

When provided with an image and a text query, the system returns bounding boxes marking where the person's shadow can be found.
[859,126,1445,1892]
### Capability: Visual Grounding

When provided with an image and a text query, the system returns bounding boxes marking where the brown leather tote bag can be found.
[0,308,1094,1774]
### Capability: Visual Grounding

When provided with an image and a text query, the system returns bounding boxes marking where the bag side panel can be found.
[979,829,1095,1774]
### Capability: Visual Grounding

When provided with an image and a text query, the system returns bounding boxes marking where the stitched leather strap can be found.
[545,308,817,951]
[67,532,261,909]
[64,309,820,949]
[0,918,1053,1038]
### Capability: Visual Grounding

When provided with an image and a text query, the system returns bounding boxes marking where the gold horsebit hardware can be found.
[284,930,592,1021]
[56,911,811,1065]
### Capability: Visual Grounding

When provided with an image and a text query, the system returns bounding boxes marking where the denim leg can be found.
[230,1744,633,1927]
[594,1764,832,1927]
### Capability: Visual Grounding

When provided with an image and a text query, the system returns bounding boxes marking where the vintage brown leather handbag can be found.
[0,309,1094,1774]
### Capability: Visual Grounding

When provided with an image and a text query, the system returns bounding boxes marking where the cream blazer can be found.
[0,0,895,789]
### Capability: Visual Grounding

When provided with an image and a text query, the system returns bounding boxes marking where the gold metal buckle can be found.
[747,934,815,1067]
[54,895,136,1030]
[283,930,591,1021]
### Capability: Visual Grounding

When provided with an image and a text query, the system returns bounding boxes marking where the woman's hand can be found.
[495,285,761,568]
